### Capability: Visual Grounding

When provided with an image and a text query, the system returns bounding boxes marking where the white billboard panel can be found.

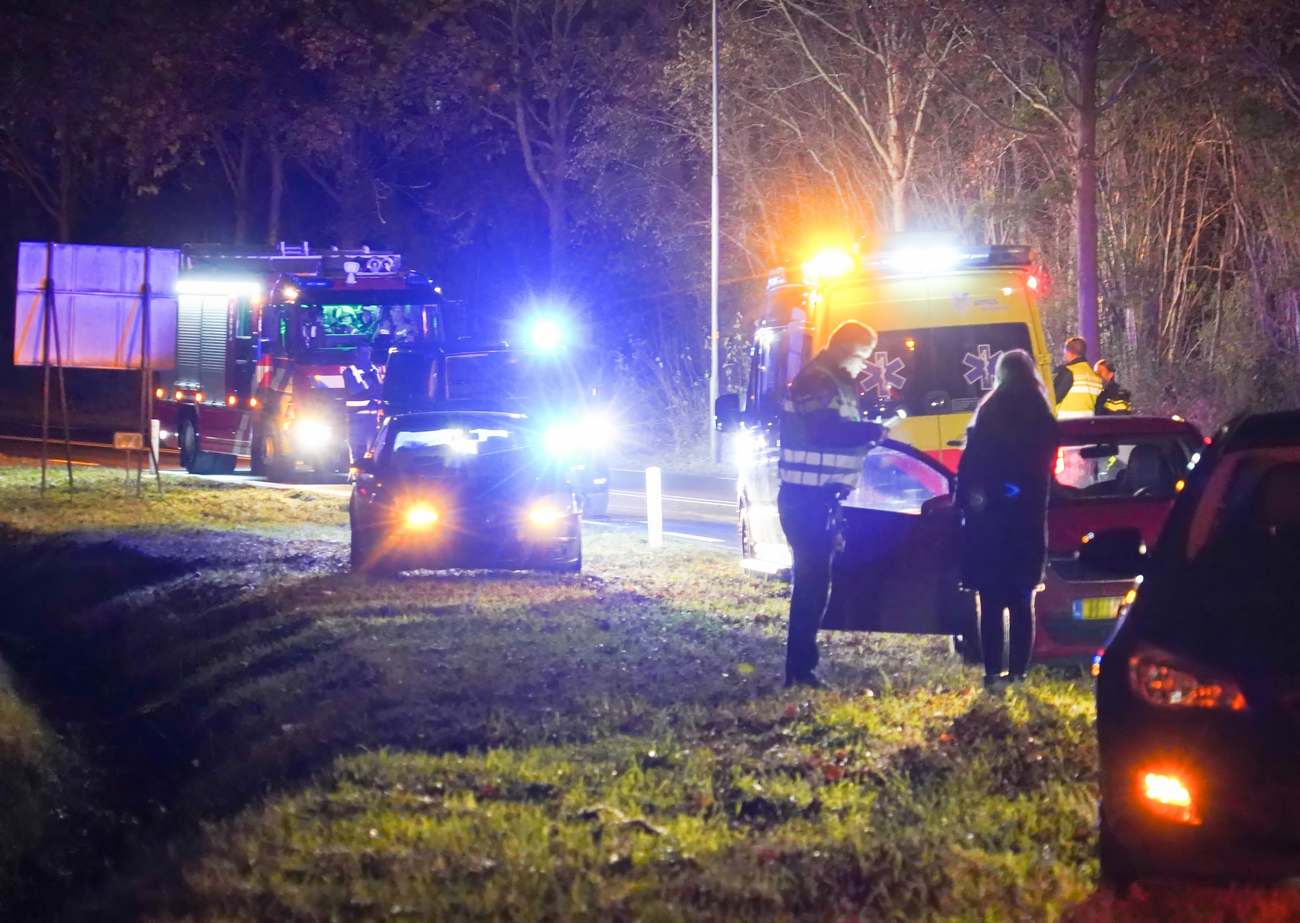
[13,242,180,370]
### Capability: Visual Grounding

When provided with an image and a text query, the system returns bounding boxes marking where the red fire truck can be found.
[154,244,444,479]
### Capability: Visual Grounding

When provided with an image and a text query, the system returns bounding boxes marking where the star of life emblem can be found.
[862,352,907,398]
[962,344,1002,391]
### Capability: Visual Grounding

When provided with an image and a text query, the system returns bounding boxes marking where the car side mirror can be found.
[715,393,742,433]
[1076,527,1146,577]
[921,494,954,516]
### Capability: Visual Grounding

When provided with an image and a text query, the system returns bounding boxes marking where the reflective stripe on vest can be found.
[778,448,863,488]
[1058,361,1103,416]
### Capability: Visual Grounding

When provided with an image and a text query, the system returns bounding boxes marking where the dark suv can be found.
[1091,411,1300,886]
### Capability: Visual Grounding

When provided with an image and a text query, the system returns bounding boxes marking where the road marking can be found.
[580,519,728,545]
[663,530,725,544]
[608,489,734,509]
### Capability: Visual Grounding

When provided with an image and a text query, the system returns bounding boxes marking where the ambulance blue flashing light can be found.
[527,316,566,352]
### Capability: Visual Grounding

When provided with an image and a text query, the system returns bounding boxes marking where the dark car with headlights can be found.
[1092,410,1300,886]
[380,345,612,517]
[349,411,582,575]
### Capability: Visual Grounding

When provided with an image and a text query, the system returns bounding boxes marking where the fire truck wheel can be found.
[179,420,236,475]
[250,430,267,476]
[259,431,295,482]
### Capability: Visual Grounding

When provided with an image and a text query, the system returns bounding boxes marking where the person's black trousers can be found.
[777,483,842,682]
[977,583,1036,678]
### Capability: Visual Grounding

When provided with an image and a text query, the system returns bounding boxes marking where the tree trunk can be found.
[266,138,284,246]
[548,179,567,285]
[1074,3,1103,355]
[233,129,252,244]
[57,109,74,243]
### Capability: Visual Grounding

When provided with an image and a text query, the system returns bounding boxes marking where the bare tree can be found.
[755,0,957,232]
[938,0,1151,351]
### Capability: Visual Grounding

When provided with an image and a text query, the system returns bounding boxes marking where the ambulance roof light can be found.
[802,248,856,283]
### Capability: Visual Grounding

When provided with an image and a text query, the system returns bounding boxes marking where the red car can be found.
[1034,416,1203,660]
[819,416,1203,664]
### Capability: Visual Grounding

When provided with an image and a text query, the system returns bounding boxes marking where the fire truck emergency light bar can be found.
[181,243,403,277]
[768,243,1034,290]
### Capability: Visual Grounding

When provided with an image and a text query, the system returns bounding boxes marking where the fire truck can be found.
[154,244,444,479]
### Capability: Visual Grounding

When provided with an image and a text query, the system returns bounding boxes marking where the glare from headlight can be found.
[527,500,566,527]
[543,425,577,458]
[581,413,616,450]
[404,504,440,529]
[293,418,332,450]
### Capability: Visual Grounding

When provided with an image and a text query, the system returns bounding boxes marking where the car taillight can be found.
[1128,646,1247,711]
[1139,769,1202,825]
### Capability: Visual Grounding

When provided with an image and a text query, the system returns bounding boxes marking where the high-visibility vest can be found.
[1057,360,1103,418]
[1096,381,1133,415]
[778,359,875,490]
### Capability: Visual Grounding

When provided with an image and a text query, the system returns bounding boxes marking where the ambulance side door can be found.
[823,441,967,635]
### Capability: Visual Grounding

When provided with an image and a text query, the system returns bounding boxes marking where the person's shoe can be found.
[785,672,832,690]
[983,673,1008,694]
[1008,672,1028,685]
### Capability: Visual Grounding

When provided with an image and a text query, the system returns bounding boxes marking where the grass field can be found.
[0,464,1297,921]
[0,461,348,532]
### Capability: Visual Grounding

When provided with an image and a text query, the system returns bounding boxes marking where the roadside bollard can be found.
[646,466,663,547]
[150,419,161,474]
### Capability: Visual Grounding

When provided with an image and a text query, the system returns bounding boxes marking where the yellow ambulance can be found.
[788,240,1053,467]
[716,239,1054,573]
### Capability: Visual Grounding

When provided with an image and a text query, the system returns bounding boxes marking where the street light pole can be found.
[709,0,721,462]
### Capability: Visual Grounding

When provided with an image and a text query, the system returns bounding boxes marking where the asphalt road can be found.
[0,434,739,549]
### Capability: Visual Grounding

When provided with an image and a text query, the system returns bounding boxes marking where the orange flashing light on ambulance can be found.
[715,238,1054,575]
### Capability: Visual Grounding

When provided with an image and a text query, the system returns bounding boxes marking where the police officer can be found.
[777,321,887,689]
[1094,359,1133,415]
[344,343,382,463]
[1052,336,1103,418]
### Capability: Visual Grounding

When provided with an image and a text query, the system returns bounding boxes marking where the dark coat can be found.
[956,384,1058,592]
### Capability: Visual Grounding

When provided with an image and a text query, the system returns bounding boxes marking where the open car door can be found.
[823,440,971,636]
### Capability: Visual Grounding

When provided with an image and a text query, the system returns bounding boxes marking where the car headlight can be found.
[526,499,568,528]
[1128,646,1247,711]
[403,503,440,530]
[292,418,332,450]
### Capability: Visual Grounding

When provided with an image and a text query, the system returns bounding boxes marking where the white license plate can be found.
[1073,597,1124,621]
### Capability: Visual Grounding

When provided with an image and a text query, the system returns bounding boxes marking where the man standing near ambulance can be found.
[1053,336,1103,418]
[778,321,887,688]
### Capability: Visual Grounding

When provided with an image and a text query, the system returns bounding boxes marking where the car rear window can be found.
[1052,435,1196,500]
[1187,447,1300,559]
[384,418,528,475]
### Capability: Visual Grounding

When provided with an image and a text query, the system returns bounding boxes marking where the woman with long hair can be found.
[956,349,1058,689]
